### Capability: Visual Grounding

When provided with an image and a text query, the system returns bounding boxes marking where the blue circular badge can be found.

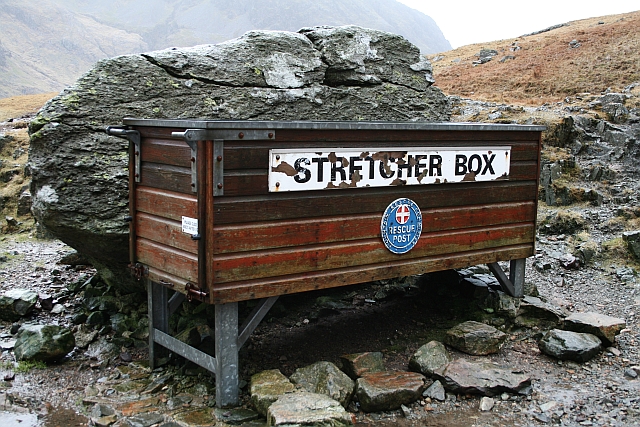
[381,198,422,254]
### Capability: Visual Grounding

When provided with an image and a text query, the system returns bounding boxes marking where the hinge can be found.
[128,263,148,281]
[185,282,209,302]
[106,126,141,183]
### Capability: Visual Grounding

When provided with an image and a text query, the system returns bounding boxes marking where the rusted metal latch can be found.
[128,263,148,280]
[185,282,209,302]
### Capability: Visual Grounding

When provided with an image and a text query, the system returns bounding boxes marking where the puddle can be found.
[39,407,88,427]
[0,407,88,427]
[0,412,38,427]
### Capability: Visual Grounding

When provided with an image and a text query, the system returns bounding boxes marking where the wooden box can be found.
[118,119,543,303]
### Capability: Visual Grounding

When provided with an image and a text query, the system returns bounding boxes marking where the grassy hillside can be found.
[429,11,640,105]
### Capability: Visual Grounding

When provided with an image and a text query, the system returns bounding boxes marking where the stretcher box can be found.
[107,119,544,406]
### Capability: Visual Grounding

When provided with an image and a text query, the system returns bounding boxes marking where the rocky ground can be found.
[1,88,640,426]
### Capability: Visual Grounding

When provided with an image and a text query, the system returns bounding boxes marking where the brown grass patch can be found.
[0,92,57,122]
[430,11,640,104]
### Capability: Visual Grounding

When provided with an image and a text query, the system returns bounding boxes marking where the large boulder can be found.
[28,26,451,291]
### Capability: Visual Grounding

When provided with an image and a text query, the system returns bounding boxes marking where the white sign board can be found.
[269,147,511,192]
[181,216,198,234]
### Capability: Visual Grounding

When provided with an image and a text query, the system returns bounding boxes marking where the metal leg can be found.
[238,296,278,349]
[148,280,169,368]
[509,259,526,298]
[215,302,239,408]
[487,262,516,297]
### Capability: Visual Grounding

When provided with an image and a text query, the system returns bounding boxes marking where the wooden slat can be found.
[137,238,198,282]
[138,127,186,139]
[213,181,538,224]
[136,187,197,221]
[212,223,534,283]
[220,161,538,197]
[273,129,542,143]
[213,201,536,254]
[147,266,190,296]
[136,213,198,254]
[209,244,533,303]
[223,141,540,170]
[141,138,191,168]
[139,163,193,194]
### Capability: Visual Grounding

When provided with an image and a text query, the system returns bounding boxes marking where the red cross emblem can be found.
[396,204,410,224]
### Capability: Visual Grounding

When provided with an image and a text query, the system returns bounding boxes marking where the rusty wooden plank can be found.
[136,213,198,254]
[136,186,197,221]
[212,223,534,283]
[141,138,192,168]
[137,127,185,139]
[213,201,536,254]
[223,141,540,170]
[137,238,198,282]
[272,129,542,143]
[213,181,538,224]
[139,162,192,194]
[220,160,538,197]
[209,244,533,303]
[146,266,190,296]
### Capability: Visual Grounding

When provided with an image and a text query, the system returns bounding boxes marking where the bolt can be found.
[276,155,280,160]
[275,182,280,188]
[135,151,140,156]
[191,157,196,162]
[217,155,223,162]
[238,132,244,139]
[135,173,139,178]
[217,183,223,189]
[268,133,274,139]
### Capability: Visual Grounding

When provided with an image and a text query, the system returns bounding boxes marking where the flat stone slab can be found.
[563,311,626,346]
[250,369,296,416]
[409,340,452,376]
[267,391,353,427]
[515,296,565,328]
[340,352,385,379]
[290,361,354,408]
[213,407,260,425]
[436,359,532,396]
[444,321,507,355]
[538,329,602,362]
[355,371,425,412]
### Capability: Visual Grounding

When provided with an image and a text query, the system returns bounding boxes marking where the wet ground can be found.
[0,230,639,426]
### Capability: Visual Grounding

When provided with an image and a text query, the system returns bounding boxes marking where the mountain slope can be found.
[0,0,450,98]
[50,0,450,53]
[429,10,640,105]
[0,0,148,98]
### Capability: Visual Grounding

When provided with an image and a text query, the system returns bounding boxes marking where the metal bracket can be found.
[190,144,198,193]
[185,282,209,302]
[106,126,141,182]
[171,129,275,143]
[213,139,224,196]
[128,263,148,281]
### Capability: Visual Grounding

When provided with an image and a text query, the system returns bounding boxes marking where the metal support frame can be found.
[147,280,278,407]
[487,258,525,297]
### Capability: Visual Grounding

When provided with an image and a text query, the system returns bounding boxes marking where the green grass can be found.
[14,360,47,372]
